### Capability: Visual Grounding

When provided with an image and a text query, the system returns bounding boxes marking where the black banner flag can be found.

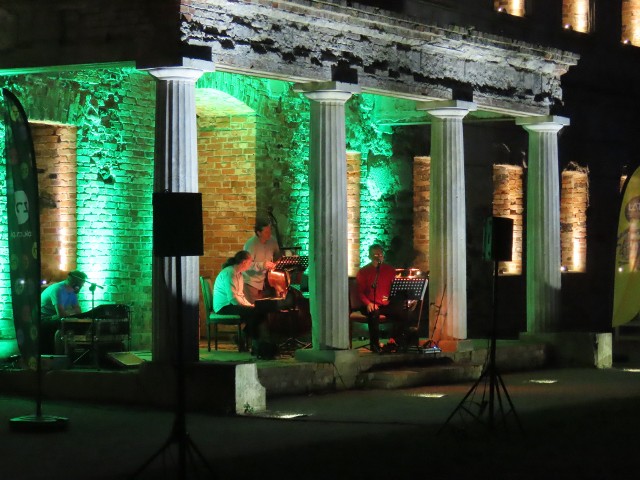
[2,89,41,368]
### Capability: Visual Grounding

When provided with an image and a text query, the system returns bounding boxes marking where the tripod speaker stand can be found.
[130,192,214,479]
[439,217,523,435]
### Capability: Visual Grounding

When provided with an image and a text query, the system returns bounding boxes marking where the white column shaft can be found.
[419,101,475,344]
[148,67,203,363]
[304,89,354,350]
[520,119,567,333]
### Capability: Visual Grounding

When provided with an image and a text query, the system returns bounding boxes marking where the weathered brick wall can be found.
[562,0,591,32]
[494,0,526,16]
[33,124,78,283]
[347,151,361,277]
[198,115,256,279]
[493,164,524,275]
[561,168,588,272]
[413,156,430,273]
[0,67,156,348]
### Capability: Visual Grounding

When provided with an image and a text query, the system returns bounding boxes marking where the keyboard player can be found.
[40,270,87,354]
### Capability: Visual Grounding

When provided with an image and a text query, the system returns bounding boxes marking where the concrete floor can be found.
[0,338,638,479]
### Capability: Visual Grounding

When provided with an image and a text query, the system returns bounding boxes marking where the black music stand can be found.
[389,276,428,351]
[274,255,308,272]
[273,256,310,351]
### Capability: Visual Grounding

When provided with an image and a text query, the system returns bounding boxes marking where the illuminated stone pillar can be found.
[418,100,476,351]
[293,81,360,357]
[148,67,204,363]
[516,116,570,333]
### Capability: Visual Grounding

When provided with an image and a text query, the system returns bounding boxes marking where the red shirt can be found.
[356,262,397,307]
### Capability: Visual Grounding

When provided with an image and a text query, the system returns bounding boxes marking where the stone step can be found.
[356,362,483,389]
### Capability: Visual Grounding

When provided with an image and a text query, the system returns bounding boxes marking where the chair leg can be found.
[237,324,242,352]
[214,324,219,351]
[207,323,212,352]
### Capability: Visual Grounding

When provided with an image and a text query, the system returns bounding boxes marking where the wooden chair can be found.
[348,275,428,351]
[348,276,389,350]
[199,276,244,352]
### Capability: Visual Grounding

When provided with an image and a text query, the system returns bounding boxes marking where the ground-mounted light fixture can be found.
[410,392,447,398]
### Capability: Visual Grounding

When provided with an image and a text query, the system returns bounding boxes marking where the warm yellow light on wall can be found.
[562,0,590,33]
[622,0,640,46]
[58,227,68,272]
[561,167,588,273]
[494,0,525,17]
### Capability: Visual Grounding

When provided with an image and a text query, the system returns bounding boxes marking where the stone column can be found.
[417,100,476,352]
[293,81,360,361]
[516,115,570,333]
[148,67,204,363]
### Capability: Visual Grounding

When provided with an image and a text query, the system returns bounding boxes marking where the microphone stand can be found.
[81,278,103,369]
[370,262,380,351]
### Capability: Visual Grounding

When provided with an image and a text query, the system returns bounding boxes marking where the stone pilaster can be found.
[293,81,360,357]
[418,100,476,352]
[516,115,570,333]
[148,67,204,363]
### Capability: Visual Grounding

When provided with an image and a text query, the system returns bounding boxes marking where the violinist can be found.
[243,218,281,303]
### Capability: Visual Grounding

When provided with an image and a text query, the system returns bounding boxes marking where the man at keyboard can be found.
[40,270,87,354]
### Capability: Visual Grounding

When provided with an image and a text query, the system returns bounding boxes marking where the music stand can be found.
[390,277,428,352]
[274,255,308,272]
[273,256,310,352]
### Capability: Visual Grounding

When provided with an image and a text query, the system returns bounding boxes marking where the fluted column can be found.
[293,81,360,352]
[148,67,204,363]
[517,115,570,333]
[418,100,476,351]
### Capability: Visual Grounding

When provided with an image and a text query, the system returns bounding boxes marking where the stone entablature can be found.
[0,0,578,116]
[183,0,578,115]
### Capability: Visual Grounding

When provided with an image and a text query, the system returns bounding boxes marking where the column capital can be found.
[293,81,361,101]
[146,67,205,83]
[516,115,570,132]
[416,100,477,118]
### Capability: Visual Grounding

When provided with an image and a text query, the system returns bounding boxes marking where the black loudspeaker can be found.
[153,192,204,257]
[483,216,513,262]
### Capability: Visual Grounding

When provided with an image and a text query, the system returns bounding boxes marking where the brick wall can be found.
[198,115,256,279]
[622,0,640,44]
[0,68,156,348]
[494,0,526,16]
[562,0,591,32]
[347,151,361,277]
[33,123,78,283]
[492,164,524,275]
[413,156,430,273]
[561,168,588,272]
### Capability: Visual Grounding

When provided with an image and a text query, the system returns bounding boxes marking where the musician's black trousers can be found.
[360,298,413,347]
[216,305,266,340]
[39,317,61,355]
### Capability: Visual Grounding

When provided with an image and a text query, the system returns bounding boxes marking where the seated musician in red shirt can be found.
[356,244,405,353]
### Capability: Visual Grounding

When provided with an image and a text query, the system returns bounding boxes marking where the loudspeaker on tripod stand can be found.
[483,216,513,262]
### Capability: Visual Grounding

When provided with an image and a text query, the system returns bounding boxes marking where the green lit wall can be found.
[0,67,423,350]
[0,67,155,347]
[195,73,420,267]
